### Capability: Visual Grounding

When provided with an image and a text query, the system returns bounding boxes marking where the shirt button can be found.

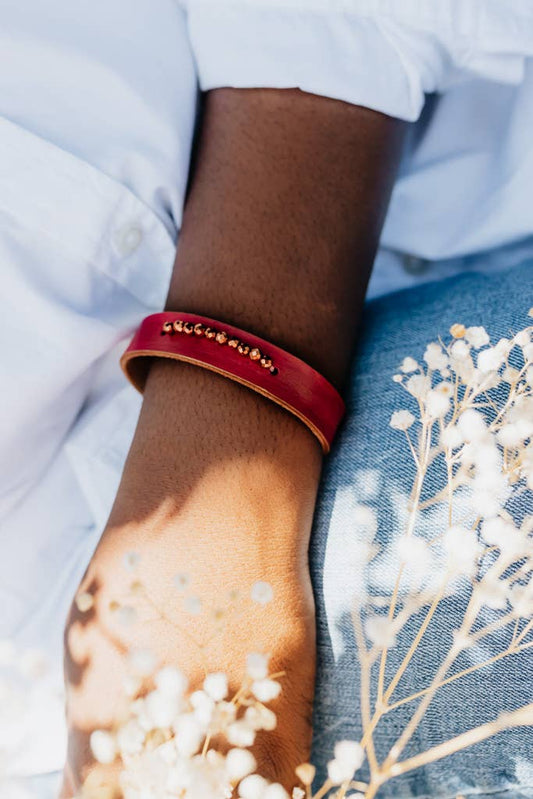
[402,254,429,275]
[113,224,143,257]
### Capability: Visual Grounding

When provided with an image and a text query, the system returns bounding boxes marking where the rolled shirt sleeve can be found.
[181,0,533,121]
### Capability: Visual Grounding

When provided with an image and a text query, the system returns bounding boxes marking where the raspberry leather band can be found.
[120,312,346,454]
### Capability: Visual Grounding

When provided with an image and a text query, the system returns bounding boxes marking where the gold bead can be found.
[194,323,205,336]
[205,327,217,340]
[216,331,228,345]
[260,356,272,369]
[183,322,194,334]
[249,347,261,361]
[162,321,174,335]
[237,343,250,356]
[228,338,239,348]
[173,320,184,333]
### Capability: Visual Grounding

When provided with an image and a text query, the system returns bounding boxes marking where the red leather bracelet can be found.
[120,312,346,454]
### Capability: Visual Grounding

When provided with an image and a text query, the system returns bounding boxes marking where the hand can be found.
[62,514,316,796]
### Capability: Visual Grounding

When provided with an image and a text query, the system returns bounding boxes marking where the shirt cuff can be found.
[183,1,533,123]
[184,3,429,122]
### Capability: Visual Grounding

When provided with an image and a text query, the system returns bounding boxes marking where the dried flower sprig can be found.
[348,310,533,799]
[76,309,533,799]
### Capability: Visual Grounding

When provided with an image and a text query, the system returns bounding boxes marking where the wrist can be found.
[108,358,322,542]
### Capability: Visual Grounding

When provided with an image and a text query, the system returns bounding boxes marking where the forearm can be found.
[165,87,404,389]
[108,86,404,538]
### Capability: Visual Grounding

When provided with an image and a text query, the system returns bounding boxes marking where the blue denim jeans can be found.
[309,259,533,798]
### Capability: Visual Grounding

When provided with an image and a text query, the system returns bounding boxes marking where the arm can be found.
[63,87,405,793]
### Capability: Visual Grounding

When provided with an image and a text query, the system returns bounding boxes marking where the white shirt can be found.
[0,0,532,786]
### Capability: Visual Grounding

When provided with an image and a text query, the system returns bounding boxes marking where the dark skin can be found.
[61,87,405,796]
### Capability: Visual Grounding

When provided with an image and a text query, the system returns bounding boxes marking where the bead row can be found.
[161,319,279,375]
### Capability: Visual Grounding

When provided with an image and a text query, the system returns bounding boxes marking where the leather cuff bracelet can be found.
[120,312,346,454]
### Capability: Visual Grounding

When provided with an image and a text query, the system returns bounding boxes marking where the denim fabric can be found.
[309,259,533,798]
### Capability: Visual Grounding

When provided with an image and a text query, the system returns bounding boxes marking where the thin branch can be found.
[388,704,533,778]
[352,607,379,775]
[386,640,533,713]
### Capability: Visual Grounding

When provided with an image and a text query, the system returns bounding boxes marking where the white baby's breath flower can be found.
[334,741,364,771]
[450,323,466,338]
[471,488,506,519]
[513,329,530,347]
[457,409,487,442]
[228,720,256,747]
[251,679,282,703]
[477,347,504,374]
[225,748,257,782]
[465,326,490,348]
[190,689,216,726]
[495,337,512,357]
[251,581,274,605]
[451,353,475,383]
[292,790,306,799]
[295,763,316,786]
[173,713,204,756]
[441,424,463,450]
[117,719,145,756]
[90,730,117,764]
[390,410,415,431]
[204,672,229,702]
[497,423,527,447]
[246,652,269,681]
[524,342,533,363]
[155,665,188,698]
[450,340,470,360]
[238,774,269,799]
[426,389,450,419]
[211,700,238,733]
[245,704,277,732]
[502,366,521,384]
[75,591,94,612]
[482,518,528,560]
[397,535,432,580]
[264,785,290,799]
[405,374,431,400]
[145,688,180,728]
[510,583,533,617]
[400,356,418,373]
[424,342,448,371]
[327,740,364,784]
